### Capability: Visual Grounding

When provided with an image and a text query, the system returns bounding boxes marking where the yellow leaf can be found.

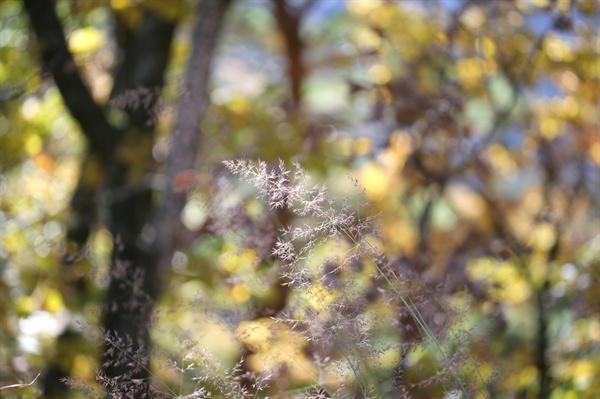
[529,223,557,252]
[110,0,130,11]
[71,355,95,379]
[351,27,381,51]
[306,283,335,313]
[237,319,275,352]
[45,288,65,313]
[456,58,484,87]
[353,137,373,155]
[25,134,42,156]
[335,137,354,157]
[500,277,531,304]
[476,37,496,58]
[230,284,251,303]
[219,247,258,273]
[368,64,392,85]
[539,117,562,140]
[15,296,36,315]
[68,27,106,54]
[487,143,517,176]
[545,36,574,62]
[572,360,596,390]
[446,184,492,230]
[286,353,318,384]
[359,163,388,202]
[228,95,251,115]
[519,365,538,387]
[460,7,486,30]
[588,142,600,165]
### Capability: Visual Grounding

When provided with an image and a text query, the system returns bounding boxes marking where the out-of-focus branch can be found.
[21,0,99,245]
[22,0,120,161]
[272,0,306,109]
[535,140,562,399]
[154,0,232,289]
[453,17,555,174]
[481,23,553,144]
[109,9,177,128]
[68,9,176,249]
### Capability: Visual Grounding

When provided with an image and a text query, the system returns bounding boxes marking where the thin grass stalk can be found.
[342,227,474,398]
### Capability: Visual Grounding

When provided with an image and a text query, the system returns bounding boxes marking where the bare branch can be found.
[0,373,41,392]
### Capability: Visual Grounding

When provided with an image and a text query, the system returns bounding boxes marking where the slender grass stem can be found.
[342,228,474,398]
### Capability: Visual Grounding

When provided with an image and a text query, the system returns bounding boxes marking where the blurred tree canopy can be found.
[0,0,598,398]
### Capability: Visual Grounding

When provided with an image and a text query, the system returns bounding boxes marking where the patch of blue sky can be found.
[304,0,345,26]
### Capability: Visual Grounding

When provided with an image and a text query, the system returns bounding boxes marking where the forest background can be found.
[0,0,598,398]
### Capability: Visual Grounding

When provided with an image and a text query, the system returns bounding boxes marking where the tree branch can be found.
[22,0,119,161]
[154,0,232,289]
[273,0,306,109]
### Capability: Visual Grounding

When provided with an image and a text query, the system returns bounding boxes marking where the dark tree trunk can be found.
[101,8,177,393]
[102,0,232,395]
[24,0,232,394]
[23,0,175,396]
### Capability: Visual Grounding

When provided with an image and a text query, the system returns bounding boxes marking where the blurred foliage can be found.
[1,0,599,397]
